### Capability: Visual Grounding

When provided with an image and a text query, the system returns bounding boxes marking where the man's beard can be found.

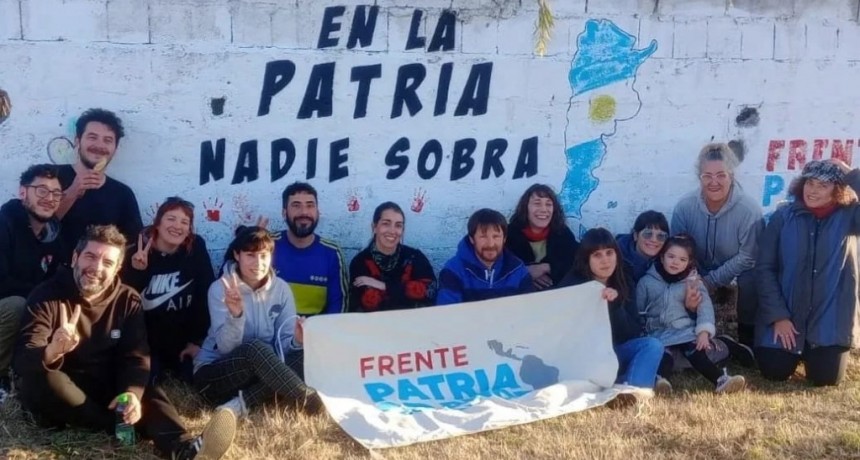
[79,148,108,170]
[24,203,53,223]
[73,265,110,297]
[287,216,318,238]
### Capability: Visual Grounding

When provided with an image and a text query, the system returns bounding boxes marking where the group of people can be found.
[1,108,858,458]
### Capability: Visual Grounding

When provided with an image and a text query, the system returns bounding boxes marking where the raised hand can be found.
[221,272,244,318]
[68,169,105,198]
[256,215,269,230]
[131,234,153,271]
[46,303,82,364]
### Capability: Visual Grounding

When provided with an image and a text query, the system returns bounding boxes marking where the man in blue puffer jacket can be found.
[437,209,533,305]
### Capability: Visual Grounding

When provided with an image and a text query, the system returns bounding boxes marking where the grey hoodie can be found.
[636,265,715,347]
[671,182,764,288]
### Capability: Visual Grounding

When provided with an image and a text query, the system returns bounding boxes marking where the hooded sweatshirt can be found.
[194,262,299,372]
[120,231,214,366]
[436,237,532,305]
[636,265,715,347]
[671,182,764,288]
[0,199,68,299]
[14,266,150,400]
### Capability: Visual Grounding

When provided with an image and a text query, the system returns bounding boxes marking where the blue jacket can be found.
[436,237,532,305]
[756,171,860,351]
[616,233,652,283]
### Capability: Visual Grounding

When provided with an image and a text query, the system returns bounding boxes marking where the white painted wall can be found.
[1,0,859,266]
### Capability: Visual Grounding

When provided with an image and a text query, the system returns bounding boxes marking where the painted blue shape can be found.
[569,19,657,95]
[762,174,785,207]
[560,139,605,218]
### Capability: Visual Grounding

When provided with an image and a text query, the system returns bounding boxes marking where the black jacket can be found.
[505,223,579,286]
[0,199,68,298]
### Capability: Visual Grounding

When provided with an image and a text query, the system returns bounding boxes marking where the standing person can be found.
[637,235,749,393]
[506,184,579,291]
[559,228,664,392]
[671,143,764,348]
[348,202,436,312]
[756,159,860,386]
[14,225,235,459]
[437,209,532,305]
[121,197,214,384]
[195,226,322,419]
[272,182,348,316]
[56,108,142,250]
[0,164,69,401]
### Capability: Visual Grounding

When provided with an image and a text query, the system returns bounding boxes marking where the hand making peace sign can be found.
[45,303,82,364]
[221,272,244,318]
[131,234,153,271]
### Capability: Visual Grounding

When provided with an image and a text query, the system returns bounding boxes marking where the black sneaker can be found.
[0,374,12,404]
[172,408,237,460]
[299,390,325,416]
[715,334,756,368]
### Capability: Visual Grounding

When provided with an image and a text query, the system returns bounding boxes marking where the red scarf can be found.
[522,226,550,242]
[809,203,838,219]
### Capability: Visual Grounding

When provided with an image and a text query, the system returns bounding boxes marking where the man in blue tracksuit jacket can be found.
[437,209,533,305]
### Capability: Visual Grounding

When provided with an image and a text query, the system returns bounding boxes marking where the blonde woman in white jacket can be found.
[193,226,323,419]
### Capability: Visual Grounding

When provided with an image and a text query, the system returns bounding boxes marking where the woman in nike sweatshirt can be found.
[193,226,321,418]
[121,197,214,384]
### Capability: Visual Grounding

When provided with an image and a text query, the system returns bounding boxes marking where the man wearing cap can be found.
[756,159,860,387]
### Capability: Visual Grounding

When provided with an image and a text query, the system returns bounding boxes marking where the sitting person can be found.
[14,225,235,459]
[505,184,579,291]
[616,210,669,283]
[121,197,214,384]
[437,209,532,305]
[637,235,747,393]
[348,202,436,312]
[559,228,664,392]
[757,159,860,386]
[194,226,322,419]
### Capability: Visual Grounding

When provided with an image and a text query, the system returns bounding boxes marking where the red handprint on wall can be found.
[347,193,360,213]
[203,197,223,222]
[411,188,427,213]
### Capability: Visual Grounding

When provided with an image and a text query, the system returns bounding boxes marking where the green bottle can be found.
[114,393,136,446]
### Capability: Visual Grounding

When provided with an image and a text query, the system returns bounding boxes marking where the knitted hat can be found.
[800,160,845,184]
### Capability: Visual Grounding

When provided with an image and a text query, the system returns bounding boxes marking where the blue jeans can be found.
[614,337,664,389]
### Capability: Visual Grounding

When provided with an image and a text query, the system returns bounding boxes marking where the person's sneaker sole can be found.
[716,376,746,394]
[716,334,757,368]
[654,377,673,395]
[197,408,237,460]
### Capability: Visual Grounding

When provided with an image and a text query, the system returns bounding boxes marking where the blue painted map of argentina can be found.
[561,20,657,219]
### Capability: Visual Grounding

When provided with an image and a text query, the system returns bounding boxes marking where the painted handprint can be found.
[145,202,161,220]
[232,194,256,225]
[411,188,427,213]
[203,197,223,222]
[347,193,360,213]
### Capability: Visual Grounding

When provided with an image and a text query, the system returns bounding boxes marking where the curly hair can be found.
[788,176,857,207]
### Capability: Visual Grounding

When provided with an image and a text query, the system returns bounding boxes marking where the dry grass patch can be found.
[2,353,860,459]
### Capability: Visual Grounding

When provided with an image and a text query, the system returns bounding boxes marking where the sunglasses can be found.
[164,196,195,209]
[640,229,668,242]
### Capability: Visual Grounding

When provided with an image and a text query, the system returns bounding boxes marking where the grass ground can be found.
[2,354,860,460]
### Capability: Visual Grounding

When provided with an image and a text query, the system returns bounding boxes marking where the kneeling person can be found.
[14,225,235,459]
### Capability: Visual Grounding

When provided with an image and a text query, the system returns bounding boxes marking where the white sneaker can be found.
[715,369,746,394]
[217,390,249,419]
[654,376,673,395]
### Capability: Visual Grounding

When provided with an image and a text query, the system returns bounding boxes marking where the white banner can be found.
[304,281,640,449]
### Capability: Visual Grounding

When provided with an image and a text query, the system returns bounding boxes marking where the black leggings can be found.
[17,368,191,456]
[664,342,723,385]
[756,344,848,386]
[194,340,310,408]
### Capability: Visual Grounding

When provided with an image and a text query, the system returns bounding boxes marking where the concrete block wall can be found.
[1,0,859,264]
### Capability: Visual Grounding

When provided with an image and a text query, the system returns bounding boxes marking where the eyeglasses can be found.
[700,172,730,183]
[27,185,64,200]
[164,196,195,209]
[640,229,668,242]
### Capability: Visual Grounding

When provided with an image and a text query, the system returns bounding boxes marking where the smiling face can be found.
[155,208,192,248]
[699,160,732,206]
[527,193,553,230]
[284,191,319,238]
[372,209,404,254]
[76,121,118,170]
[72,241,122,298]
[634,226,668,258]
[470,225,505,268]
[588,248,617,283]
[803,178,837,209]
[19,176,62,223]
[234,249,272,286]
[660,245,691,275]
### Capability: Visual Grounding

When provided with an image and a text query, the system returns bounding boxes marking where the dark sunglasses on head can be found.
[640,229,668,242]
[164,196,195,209]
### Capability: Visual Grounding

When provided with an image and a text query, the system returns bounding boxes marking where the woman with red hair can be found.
[121,196,214,383]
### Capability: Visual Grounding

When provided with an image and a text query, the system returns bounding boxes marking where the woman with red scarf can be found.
[506,184,579,291]
[348,202,437,312]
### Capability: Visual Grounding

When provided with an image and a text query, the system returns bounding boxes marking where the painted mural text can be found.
[762,138,856,206]
[198,6,540,186]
